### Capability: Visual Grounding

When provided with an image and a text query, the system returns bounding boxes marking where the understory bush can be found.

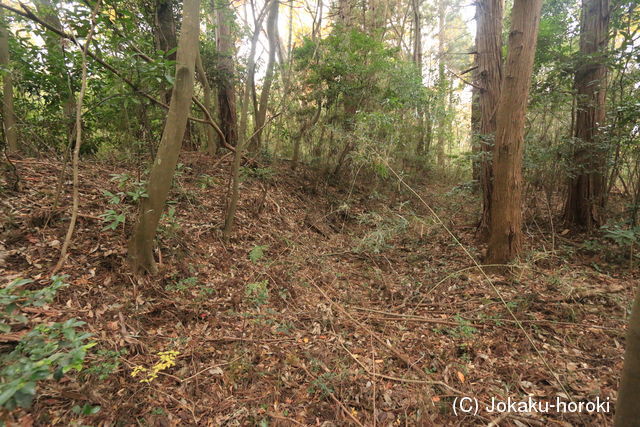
[0,276,94,409]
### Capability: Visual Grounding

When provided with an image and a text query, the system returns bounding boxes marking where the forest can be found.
[0,0,639,424]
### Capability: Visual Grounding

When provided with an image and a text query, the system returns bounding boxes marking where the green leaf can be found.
[0,277,92,410]
[0,384,19,407]
[13,385,36,408]
[6,279,33,290]
[249,245,268,263]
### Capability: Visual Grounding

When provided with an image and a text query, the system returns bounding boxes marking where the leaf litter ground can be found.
[1,154,636,426]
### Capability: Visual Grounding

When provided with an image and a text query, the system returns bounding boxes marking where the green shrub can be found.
[1,276,68,331]
[355,212,408,253]
[0,277,94,409]
[249,245,269,263]
[246,280,270,306]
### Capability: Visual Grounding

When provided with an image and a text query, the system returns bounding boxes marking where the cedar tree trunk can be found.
[486,0,542,265]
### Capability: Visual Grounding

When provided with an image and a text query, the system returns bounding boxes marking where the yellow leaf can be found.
[457,371,465,383]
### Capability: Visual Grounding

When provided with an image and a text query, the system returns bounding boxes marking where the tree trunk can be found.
[424,102,433,153]
[154,0,193,150]
[292,101,321,169]
[471,82,480,183]
[564,0,609,231]
[337,0,352,27]
[287,0,293,57]
[223,5,264,241]
[436,0,447,167]
[54,2,101,271]
[0,9,17,153]
[195,51,217,154]
[313,0,323,39]
[155,0,177,58]
[128,0,201,274]
[369,0,389,35]
[486,0,542,265]
[615,286,640,427]
[335,0,356,171]
[476,0,503,239]
[412,0,425,157]
[250,0,279,152]
[155,0,178,105]
[215,0,238,148]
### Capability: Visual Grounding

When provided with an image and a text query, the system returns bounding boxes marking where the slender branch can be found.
[6,2,163,103]
[445,65,482,89]
[1,1,235,152]
[87,10,234,152]
[54,0,101,272]
[460,65,478,75]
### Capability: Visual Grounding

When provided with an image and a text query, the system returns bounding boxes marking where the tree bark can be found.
[0,9,17,153]
[412,0,425,157]
[486,0,542,265]
[128,0,201,274]
[292,101,321,169]
[615,286,640,427]
[313,0,323,39]
[475,0,504,239]
[195,51,217,154]
[424,101,433,153]
[564,0,609,231]
[435,0,447,167]
[337,0,352,27]
[412,0,422,70]
[215,0,238,148]
[155,0,178,106]
[155,0,178,61]
[223,3,266,241]
[471,82,480,183]
[250,0,279,152]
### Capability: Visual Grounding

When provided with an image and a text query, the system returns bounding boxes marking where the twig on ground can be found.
[299,364,364,427]
[382,159,579,411]
[310,279,430,381]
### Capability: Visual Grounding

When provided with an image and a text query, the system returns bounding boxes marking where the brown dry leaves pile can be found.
[1,154,635,426]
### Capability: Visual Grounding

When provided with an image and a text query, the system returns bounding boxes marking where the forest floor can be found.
[1,153,636,426]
